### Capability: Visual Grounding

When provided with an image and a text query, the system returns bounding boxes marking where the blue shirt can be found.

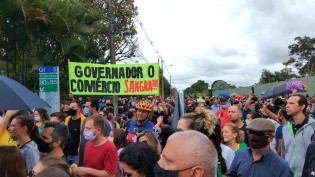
[227,148,293,177]
[275,122,287,150]
[211,104,220,113]
[127,120,158,135]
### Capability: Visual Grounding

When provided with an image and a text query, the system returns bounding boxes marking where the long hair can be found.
[209,122,227,174]
[112,128,128,150]
[137,130,162,154]
[0,146,26,177]
[119,143,159,177]
[35,108,50,123]
[181,107,227,174]
[181,107,216,136]
[14,115,40,142]
[223,122,245,143]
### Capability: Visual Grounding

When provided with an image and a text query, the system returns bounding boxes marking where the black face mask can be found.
[66,108,77,116]
[154,163,178,177]
[37,138,53,153]
[248,131,270,149]
[106,103,111,106]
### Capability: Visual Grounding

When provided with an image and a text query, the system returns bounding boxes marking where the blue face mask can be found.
[222,103,229,109]
[83,130,96,141]
[83,107,91,117]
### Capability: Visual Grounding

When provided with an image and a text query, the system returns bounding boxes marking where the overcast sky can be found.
[133,0,315,91]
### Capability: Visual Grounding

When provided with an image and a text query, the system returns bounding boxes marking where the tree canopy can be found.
[259,36,315,84]
[0,0,138,98]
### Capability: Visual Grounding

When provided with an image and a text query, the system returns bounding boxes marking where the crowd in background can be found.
[0,90,315,177]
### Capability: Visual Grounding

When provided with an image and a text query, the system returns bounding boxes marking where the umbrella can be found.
[234,94,243,99]
[218,92,229,98]
[230,93,237,97]
[0,75,51,110]
[263,80,307,99]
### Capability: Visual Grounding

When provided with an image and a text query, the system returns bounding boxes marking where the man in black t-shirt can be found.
[64,101,85,164]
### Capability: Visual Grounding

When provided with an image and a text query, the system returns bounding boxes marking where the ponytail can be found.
[14,115,40,142]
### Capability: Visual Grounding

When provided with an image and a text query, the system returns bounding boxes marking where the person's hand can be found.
[69,93,74,100]
[4,110,19,118]
[76,167,88,176]
[249,90,253,96]
[292,89,298,95]
[261,102,267,109]
[70,164,78,176]
[135,132,140,137]
[156,94,161,100]
[157,116,163,125]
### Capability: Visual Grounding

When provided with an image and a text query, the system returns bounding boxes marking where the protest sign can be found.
[68,61,160,95]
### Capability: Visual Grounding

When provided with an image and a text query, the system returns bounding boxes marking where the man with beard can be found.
[227,118,293,177]
[38,122,69,158]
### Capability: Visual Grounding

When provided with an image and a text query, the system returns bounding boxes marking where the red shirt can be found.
[216,107,231,128]
[84,140,118,177]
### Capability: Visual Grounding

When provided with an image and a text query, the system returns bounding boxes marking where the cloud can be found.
[134,0,315,91]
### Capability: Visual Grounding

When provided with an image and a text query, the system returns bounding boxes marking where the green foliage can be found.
[184,80,209,97]
[0,0,138,97]
[259,68,297,84]
[287,36,315,76]
[211,80,229,91]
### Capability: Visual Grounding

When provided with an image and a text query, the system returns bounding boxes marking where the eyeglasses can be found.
[247,130,271,137]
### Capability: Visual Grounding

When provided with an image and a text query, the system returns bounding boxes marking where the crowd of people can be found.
[0,90,314,177]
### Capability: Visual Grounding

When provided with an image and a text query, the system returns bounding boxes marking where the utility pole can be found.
[108,0,118,116]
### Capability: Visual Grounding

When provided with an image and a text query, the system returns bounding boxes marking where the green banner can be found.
[68,61,160,95]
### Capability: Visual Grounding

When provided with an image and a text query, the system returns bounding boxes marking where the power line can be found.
[125,37,150,63]
[134,15,163,61]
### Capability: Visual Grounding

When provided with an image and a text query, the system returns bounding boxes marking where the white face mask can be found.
[108,137,114,142]
[34,116,41,122]
[83,130,97,141]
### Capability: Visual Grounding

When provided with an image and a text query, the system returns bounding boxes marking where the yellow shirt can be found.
[0,129,17,146]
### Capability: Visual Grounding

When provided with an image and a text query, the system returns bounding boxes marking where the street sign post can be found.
[38,66,60,114]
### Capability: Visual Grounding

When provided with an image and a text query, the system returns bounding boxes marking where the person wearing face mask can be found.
[227,118,293,177]
[37,122,69,159]
[64,101,85,165]
[108,129,128,177]
[151,95,169,117]
[73,115,117,177]
[83,107,91,117]
[34,108,50,135]
[215,96,231,129]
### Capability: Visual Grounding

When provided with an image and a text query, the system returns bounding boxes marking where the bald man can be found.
[158,130,218,177]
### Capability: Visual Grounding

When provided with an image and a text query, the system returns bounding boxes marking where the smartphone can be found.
[251,87,255,94]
